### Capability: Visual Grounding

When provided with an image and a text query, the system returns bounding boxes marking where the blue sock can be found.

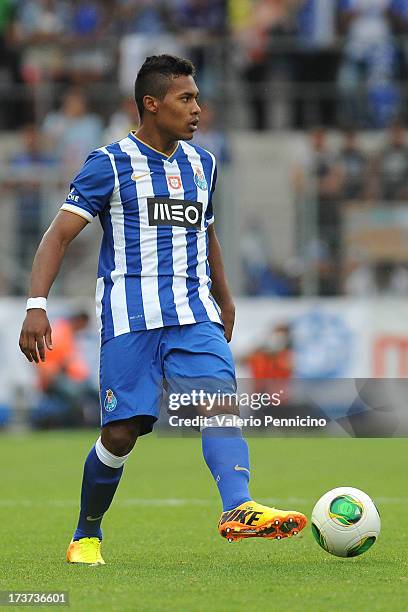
[202,427,252,511]
[73,446,123,541]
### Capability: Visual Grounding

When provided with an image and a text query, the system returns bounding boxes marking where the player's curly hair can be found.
[134,54,196,120]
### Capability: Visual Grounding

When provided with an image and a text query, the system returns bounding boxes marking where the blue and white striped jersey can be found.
[61,132,222,344]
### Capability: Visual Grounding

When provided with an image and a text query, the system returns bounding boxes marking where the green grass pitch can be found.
[0,432,407,611]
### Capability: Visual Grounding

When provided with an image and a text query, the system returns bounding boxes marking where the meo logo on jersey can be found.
[147,197,203,228]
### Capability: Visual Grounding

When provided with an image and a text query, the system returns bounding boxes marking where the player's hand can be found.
[19,309,53,363]
[220,302,235,343]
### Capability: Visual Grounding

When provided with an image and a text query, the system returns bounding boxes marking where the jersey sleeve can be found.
[60,149,115,222]
[205,157,217,226]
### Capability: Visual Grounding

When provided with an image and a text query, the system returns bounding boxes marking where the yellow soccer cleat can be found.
[66,537,105,565]
[218,500,307,542]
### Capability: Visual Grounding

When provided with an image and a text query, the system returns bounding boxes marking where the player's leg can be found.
[164,322,251,506]
[66,418,141,565]
[67,331,162,565]
[72,418,140,542]
[201,420,251,509]
[164,322,307,542]
[204,418,307,542]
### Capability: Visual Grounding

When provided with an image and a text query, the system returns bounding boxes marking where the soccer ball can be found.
[311,487,381,558]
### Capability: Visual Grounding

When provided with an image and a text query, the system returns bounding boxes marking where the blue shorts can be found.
[99,322,236,432]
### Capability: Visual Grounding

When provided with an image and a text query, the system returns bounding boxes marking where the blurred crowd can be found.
[291,124,408,296]
[31,310,100,429]
[2,0,408,298]
[0,0,227,129]
[2,1,408,129]
[240,122,408,297]
[233,0,408,129]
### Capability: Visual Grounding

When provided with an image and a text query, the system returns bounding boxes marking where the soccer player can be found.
[19,55,307,565]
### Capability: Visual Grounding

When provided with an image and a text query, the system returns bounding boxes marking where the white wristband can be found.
[26,297,47,311]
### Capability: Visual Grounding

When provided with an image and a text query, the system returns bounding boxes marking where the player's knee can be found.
[101,419,140,456]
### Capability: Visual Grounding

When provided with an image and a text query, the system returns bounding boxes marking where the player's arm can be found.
[20,148,114,364]
[207,223,235,342]
[19,210,88,363]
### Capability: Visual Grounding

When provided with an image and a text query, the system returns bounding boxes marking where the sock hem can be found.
[223,498,253,512]
[95,437,131,468]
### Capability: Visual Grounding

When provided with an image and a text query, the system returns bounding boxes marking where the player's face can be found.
[157,75,201,141]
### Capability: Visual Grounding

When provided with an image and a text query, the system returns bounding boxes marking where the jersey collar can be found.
[128,132,180,162]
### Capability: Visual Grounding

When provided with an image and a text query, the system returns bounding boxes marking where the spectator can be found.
[42,87,103,175]
[240,220,272,295]
[32,311,99,428]
[64,0,113,84]
[294,0,338,127]
[240,221,295,296]
[104,96,140,143]
[244,323,294,384]
[174,0,227,97]
[0,0,23,128]
[117,0,183,93]
[336,129,369,200]
[296,0,337,50]
[70,0,105,36]
[192,101,230,163]
[292,127,339,200]
[242,323,299,427]
[232,0,297,130]
[376,121,408,201]
[345,260,408,295]
[16,0,69,83]
[292,127,341,294]
[176,0,226,31]
[389,0,408,80]
[337,0,400,128]
[6,124,56,277]
[115,0,174,35]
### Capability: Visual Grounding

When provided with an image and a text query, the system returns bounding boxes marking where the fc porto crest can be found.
[104,389,117,412]
[167,175,182,190]
[194,167,207,191]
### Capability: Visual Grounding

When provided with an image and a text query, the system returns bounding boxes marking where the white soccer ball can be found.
[311,487,381,558]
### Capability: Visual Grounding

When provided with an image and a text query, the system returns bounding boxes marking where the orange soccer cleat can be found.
[218,500,307,542]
